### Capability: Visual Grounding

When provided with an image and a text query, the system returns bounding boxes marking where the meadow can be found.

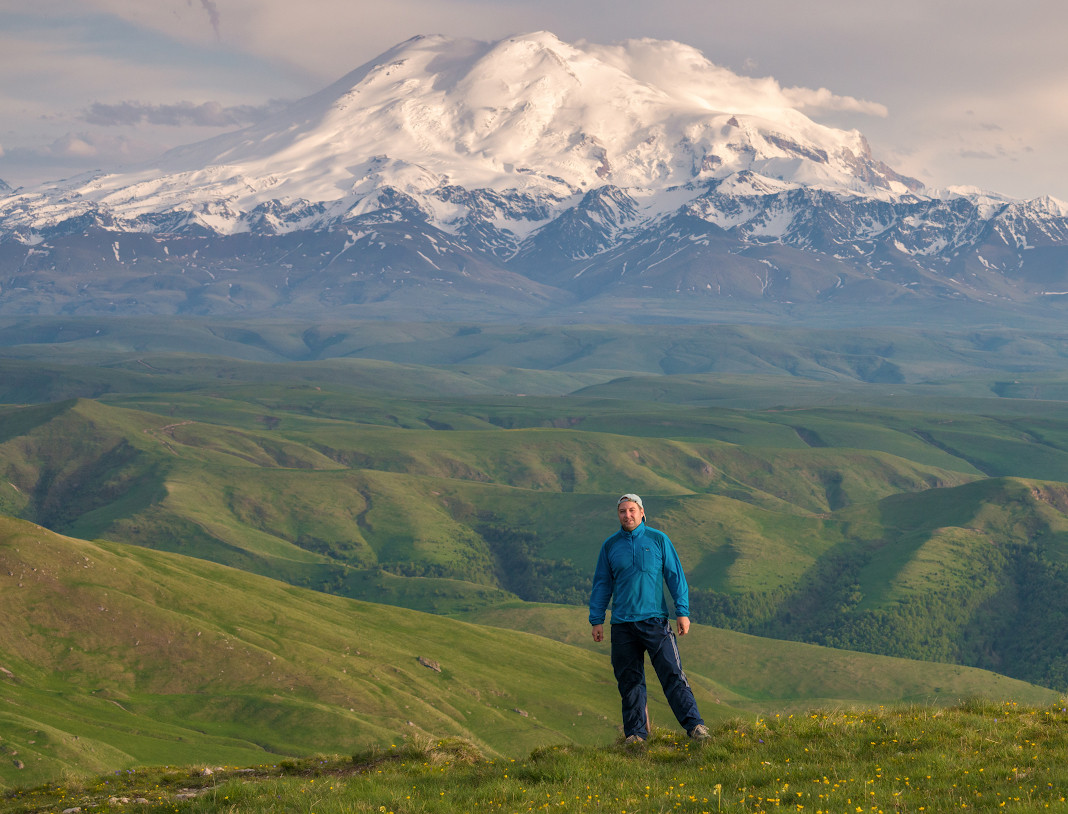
[3,362,1068,687]
[4,514,1057,792]
[4,316,1068,802]
[5,700,1068,813]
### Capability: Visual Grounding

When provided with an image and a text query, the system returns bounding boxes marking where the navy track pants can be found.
[610,618,704,739]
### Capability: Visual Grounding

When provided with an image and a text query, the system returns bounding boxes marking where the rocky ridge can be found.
[0,32,1065,323]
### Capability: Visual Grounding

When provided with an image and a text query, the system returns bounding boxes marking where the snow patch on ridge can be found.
[1,31,920,237]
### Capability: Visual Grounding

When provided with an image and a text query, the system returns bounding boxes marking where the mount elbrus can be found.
[1,32,1066,323]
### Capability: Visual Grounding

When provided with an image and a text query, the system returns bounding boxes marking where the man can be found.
[589,493,710,743]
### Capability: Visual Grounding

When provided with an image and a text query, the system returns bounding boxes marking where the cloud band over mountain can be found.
[81,100,285,128]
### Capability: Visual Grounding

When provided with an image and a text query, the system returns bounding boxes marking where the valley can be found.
[3,317,1068,787]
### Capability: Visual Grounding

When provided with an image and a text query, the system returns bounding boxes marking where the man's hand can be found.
[591,624,604,642]
[676,616,691,636]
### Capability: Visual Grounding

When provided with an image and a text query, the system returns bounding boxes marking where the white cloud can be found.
[782,87,887,118]
[581,37,887,124]
[81,100,283,127]
[50,134,98,158]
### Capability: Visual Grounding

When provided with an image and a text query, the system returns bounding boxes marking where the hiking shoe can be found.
[689,724,711,740]
[624,734,646,745]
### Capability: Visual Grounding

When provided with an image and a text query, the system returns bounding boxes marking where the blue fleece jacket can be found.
[588,521,691,625]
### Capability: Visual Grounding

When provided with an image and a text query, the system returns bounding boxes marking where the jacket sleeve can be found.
[661,534,690,619]
[588,542,614,626]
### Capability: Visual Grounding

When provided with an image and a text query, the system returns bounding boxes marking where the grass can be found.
[1,391,989,593]
[0,514,632,788]
[4,317,1068,382]
[6,382,1068,689]
[4,514,1062,792]
[7,321,1068,772]
[4,700,1068,813]
[457,604,1061,710]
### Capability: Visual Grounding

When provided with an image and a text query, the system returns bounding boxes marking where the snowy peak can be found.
[0,31,925,235]
[1,32,1066,325]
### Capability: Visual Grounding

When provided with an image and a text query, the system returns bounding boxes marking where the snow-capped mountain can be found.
[1,31,1066,323]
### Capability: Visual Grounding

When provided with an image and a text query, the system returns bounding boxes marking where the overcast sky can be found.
[1,0,1066,201]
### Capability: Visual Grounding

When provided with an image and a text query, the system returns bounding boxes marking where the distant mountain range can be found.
[1,32,1066,323]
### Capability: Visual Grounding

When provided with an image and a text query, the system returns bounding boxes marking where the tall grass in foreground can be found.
[5,700,1068,813]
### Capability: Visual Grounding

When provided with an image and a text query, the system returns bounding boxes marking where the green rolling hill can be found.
[1,515,1059,791]
[0,394,980,598]
[2,368,1068,687]
[5,316,1068,788]
[0,514,624,789]
[4,318,1068,384]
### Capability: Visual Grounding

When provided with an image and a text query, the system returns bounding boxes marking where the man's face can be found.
[617,499,645,531]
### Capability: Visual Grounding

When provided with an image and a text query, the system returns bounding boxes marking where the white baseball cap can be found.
[617,493,643,508]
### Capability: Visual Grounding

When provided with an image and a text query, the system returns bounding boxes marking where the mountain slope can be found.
[1,32,915,232]
[0,395,981,597]
[1,33,1066,322]
[1,515,1059,789]
[683,477,1068,689]
[0,514,632,787]
[7,384,1068,690]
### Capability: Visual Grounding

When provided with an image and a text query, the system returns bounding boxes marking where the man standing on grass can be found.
[589,493,710,744]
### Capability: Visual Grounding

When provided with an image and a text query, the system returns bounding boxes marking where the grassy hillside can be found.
[458,604,1058,709]
[7,702,1068,814]
[0,515,1059,794]
[754,477,1068,687]
[5,317,1068,384]
[0,514,631,789]
[4,374,1068,687]
[4,317,1068,728]
[0,394,980,579]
